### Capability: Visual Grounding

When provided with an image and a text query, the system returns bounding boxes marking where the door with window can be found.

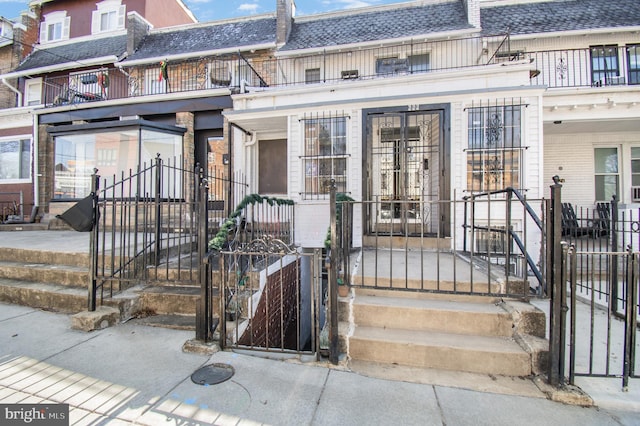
[367,110,446,236]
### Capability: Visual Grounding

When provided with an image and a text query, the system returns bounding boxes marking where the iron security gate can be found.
[367,110,448,237]
[216,238,322,357]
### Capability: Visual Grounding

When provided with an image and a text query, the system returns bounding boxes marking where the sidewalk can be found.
[1,303,638,426]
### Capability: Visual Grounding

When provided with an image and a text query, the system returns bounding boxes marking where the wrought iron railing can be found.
[42,33,518,107]
[526,47,639,88]
[41,37,639,108]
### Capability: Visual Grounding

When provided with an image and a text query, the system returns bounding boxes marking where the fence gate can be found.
[547,182,639,390]
[217,237,322,357]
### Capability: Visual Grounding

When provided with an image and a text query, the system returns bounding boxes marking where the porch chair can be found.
[561,203,595,237]
[594,202,611,237]
[3,205,39,224]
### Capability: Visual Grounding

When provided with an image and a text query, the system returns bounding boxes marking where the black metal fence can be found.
[547,181,639,390]
[335,191,544,298]
[88,156,247,310]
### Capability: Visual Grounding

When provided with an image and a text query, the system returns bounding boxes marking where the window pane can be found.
[594,148,618,173]
[0,139,30,180]
[20,140,30,179]
[408,54,429,73]
[305,68,320,84]
[595,175,618,201]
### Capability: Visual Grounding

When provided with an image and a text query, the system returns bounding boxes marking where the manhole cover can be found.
[191,363,235,386]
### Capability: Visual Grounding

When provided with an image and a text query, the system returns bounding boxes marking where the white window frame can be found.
[0,135,31,183]
[24,78,43,107]
[40,11,70,43]
[91,0,126,34]
[594,147,619,202]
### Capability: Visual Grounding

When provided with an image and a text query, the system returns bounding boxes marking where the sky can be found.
[0,0,412,22]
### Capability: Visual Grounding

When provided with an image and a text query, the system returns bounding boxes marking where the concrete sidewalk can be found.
[1,303,638,426]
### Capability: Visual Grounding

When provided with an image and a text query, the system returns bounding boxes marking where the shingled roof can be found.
[481,0,640,35]
[122,17,277,63]
[15,35,127,72]
[280,2,473,52]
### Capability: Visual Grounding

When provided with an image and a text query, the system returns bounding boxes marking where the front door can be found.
[367,110,447,236]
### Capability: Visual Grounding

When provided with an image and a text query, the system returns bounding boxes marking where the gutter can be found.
[1,78,22,106]
[507,26,640,41]
[118,42,277,67]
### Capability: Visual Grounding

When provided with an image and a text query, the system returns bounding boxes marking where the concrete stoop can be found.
[0,246,210,331]
[344,288,549,379]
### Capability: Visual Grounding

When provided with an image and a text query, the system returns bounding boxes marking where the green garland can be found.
[324,193,355,249]
[208,194,294,251]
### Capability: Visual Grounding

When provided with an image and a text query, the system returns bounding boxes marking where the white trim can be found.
[24,78,43,107]
[508,26,640,41]
[0,134,33,183]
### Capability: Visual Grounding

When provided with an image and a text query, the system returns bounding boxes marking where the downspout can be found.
[244,130,257,192]
[32,113,39,212]
[2,78,22,106]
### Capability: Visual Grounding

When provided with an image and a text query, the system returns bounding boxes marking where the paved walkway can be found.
[0,230,639,425]
[0,303,639,425]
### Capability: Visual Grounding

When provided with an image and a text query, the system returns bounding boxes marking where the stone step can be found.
[0,278,135,318]
[352,293,515,337]
[0,247,90,267]
[128,313,197,331]
[0,260,89,287]
[349,326,532,376]
[138,285,220,316]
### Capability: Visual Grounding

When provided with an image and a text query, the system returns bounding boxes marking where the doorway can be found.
[366,108,449,236]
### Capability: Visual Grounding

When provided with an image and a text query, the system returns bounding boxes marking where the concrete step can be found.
[0,247,90,267]
[349,326,532,376]
[0,279,88,313]
[128,313,197,331]
[138,285,220,316]
[0,278,135,318]
[0,260,89,287]
[352,294,515,337]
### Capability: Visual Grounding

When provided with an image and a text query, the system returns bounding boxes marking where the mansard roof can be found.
[481,0,640,36]
[122,16,277,63]
[15,35,127,73]
[280,1,473,52]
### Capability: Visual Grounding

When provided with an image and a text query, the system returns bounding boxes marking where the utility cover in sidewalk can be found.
[191,363,235,385]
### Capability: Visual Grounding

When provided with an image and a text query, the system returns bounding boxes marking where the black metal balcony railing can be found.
[41,35,638,108]
[526,47,639,88]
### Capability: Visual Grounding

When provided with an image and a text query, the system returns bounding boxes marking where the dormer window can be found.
[40,11,70,43]
[92,0,126,34]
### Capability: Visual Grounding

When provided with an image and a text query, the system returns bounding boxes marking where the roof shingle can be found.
[15,35,127,72]
[481,0,640,35]
[281,2,473,51]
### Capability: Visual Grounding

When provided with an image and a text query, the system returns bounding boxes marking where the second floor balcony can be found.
[40,36,640,108]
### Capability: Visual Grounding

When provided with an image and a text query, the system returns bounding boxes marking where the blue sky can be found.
[0,0,409,22]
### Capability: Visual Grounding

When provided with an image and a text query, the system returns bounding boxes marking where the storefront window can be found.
[53,123,183,199]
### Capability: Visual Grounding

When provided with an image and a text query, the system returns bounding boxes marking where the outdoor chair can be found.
[561,203,596,237]
[3,205,39,224]
[594,202,611,237]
